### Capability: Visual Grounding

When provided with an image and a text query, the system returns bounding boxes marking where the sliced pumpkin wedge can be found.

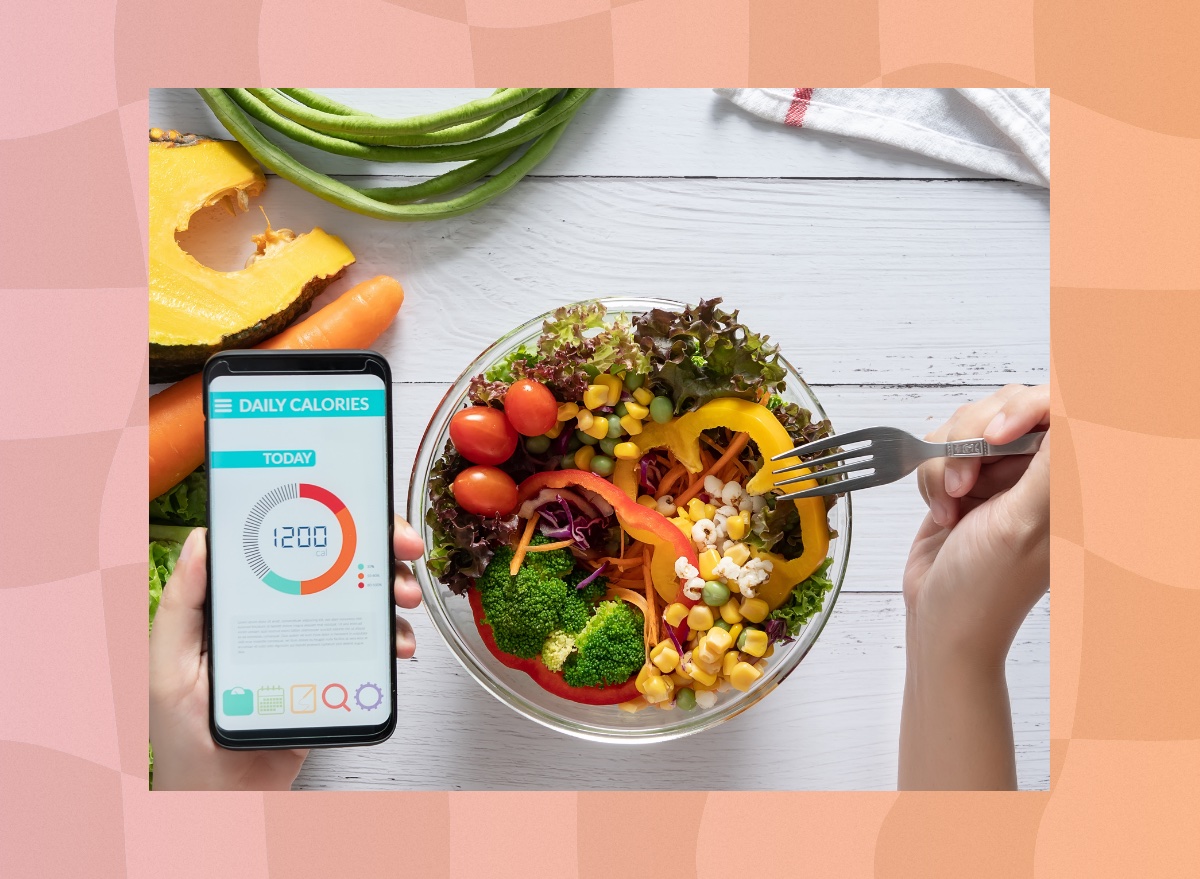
[148,129,355,382]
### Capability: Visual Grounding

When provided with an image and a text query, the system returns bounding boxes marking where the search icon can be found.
[321,683,351,711]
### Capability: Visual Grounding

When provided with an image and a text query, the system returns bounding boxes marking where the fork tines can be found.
[770,428,876,501]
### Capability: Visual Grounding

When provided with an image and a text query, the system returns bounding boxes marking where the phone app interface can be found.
[208,373,391,730]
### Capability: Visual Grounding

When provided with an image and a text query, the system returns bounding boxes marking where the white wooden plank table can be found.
[151,89,1049,790]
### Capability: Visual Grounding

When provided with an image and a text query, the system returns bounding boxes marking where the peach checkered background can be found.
[1,0,1198,875]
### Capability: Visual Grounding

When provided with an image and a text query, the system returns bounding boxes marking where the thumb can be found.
[150,528,208,671]
[1001,432,1050,547]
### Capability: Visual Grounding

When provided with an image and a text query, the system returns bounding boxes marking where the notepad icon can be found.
[290,684,317,713]
[257,686,285,715]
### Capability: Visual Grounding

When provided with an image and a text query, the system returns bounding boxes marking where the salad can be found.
[427,299,837,713]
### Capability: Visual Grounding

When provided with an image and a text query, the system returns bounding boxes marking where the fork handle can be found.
[938,430,1046,458]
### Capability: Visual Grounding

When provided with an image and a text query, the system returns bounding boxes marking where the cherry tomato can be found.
[450,406,518,465]
[453,466,518,517]
[504,379,558,436]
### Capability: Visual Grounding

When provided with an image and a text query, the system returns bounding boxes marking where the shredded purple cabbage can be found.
[521,490,613,556]
[664,613,686,657]
[763,618,793,647]
[575,563,607,591]
[638,456,665,496]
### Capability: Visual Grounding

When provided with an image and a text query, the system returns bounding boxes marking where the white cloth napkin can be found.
[716,88,1050,187]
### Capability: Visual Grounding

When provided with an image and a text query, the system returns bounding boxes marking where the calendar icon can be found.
[256,685,285,715]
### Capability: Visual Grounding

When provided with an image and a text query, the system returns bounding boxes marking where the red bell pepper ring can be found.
[468,588,639,705]
[516,469,700,608]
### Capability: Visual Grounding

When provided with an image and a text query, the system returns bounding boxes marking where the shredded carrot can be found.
[656,464,688,499]
[509,517,539,575]
[675,431,753,507]
[642,544,658,653]
[525,539,574,552]
[594,556,643,569]
[606,586,649,617]
[619,525,625,558]
[610,578,648,590]
[699,433,727,455]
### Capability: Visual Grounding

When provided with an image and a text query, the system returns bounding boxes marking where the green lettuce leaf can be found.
[149,469,207,527]
[633,298,788,414]
[767,557,835,637]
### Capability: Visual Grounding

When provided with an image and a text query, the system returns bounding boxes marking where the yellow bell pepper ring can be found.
[634,398,830,609]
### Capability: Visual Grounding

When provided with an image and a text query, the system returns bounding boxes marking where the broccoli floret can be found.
[476,539,584,659]
[562,600,645,689]
[541,630,576,671]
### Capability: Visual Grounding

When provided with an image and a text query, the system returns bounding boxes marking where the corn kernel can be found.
[686,662,718,687]
[694,639,720,668]
[726,515,747,541]
[618,696,650,713]
[650,640,679,673]
[644,673,674,704]
[687,604,714,631]
[584,416,610,439]
[624,400,650,420]
[763,643,775,658]
[637,494,657,508]
[636,664,656,691]
[695,689,718,708]
[632,387,654,406]
[705,626,734,654]
[600,374,623,406]
[583,384,608,410]
[664,602,689,627]
[722,651,741,677]
[728,580,741,594]
[574,445,595,470]
[619,415,643,436]
[724,543,751,566]
[576,408,594,430]
[739,597,769,623]
[672,517,692,535]
[703,503,718,521]
[687,498,707,521]
[614,441,642,460]
[719,598,743,625]
[729,661,762,692]
[671,669,693,687]
[698,547,721,580]
[727,623,744,643]
[754,659,769,673]
[741,628,769,657]
[557,402,579,421]
[739,510,752,525]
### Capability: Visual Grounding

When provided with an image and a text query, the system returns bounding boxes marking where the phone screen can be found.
[206,369,393,736]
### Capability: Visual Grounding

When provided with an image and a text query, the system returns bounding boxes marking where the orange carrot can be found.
[642,544,658,651]
[674,431,752,507]
[656,464,688,499]
[606,586,649,618]
[524,539,574,553]
[148,275,404,500]
[509,516,539,575]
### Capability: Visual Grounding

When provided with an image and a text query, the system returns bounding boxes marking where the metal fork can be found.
[770,427,1047,501]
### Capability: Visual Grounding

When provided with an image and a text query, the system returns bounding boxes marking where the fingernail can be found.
[985,412,1006,440]
[944,469,961,496]
[396,518,418,545]
[932,500,951,528]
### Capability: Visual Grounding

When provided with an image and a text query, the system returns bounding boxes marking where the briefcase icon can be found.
[222,687,254,716]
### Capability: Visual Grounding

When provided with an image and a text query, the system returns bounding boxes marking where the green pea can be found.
[624,372,646,391]
[649,396,674,423]
[599,437,619,456]
[606,418,624,439]
[525,434,551,454]
[675,688,697,711]
[614,402,629,418]
[713,619,732,631]
[567,433,583,452]
[737,627,757,651]
[560,454,577,470]
[575,429,599,446]
[702,581,731,607]
[589,454,615,477]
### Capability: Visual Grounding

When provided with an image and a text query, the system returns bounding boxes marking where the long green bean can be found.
[278,87,508,120]
[197,88,579,221]
[226,87,593,164]
[248,87,547,137]
[353,149,515,205]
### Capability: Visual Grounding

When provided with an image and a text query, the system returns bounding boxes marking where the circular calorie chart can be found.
[242,483,357,595]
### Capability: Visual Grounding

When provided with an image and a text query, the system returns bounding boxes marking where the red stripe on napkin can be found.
[785,88,814,127]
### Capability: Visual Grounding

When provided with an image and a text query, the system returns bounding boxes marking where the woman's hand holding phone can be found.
[149,516,424,791]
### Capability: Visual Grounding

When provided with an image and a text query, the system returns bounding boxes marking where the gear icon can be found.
[354,682,383,711]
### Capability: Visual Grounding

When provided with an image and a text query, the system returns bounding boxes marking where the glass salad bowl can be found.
[408,298,851,743]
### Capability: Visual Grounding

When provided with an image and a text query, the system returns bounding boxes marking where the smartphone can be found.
[202,350,396,749]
